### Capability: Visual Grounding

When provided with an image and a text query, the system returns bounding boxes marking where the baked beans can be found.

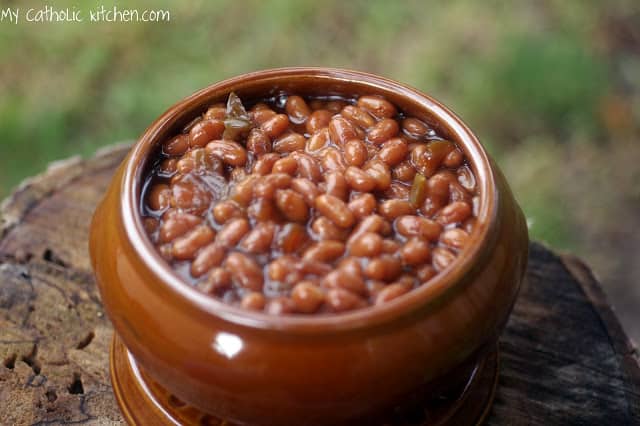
[142,92,480,314]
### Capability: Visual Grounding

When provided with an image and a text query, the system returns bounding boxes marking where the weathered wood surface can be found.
[0,144,638,425]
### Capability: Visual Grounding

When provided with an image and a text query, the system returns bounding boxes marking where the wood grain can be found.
[0,145,638,425]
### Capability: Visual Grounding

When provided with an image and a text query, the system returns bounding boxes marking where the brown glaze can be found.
[89,68,529,425]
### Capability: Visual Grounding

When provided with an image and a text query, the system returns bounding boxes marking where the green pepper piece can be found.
[409,173,427,208]
[223,92,252,140]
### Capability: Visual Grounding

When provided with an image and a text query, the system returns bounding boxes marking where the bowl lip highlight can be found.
[119,67,498,334]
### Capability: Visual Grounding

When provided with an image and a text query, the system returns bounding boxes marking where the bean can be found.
[240,222,276,253]
[204,104,226,120]
[348,232,383,257]
[364,255,402,282]
[231,176,258,206]
[381,239,401,254]
[379,199,415,220]
[364,160,391,190]
[225,252,264,291]
[189,119,225,148]
[375,282,412,305]
[261,114,290,139]
[291,178,320,205]
[428,171,456,203]
[275,189,309,222]
[275,223,309,254]
[266,297,297,315]
[443,148,463,168]
[421,195,445,217]
[254,173,292,199]
[322,269,367,296]
[377,137,409,166]
[213,200,243,225]
[293,152,321,182]
[172,225,215,260]
[191,243,225,277]
[163,134,189,156]
[170,179,212,215]
[205,267,232,295]
[306,110,332,134]
[147,184,171,211]
[328,116,357,146]
[216,218,250,248]
[158,158,178,176]
[252,153,280,175]
[337,257,362,277]
[311,216,348,241]
[247,198,279,222]
[272,156,298,175]
[285,95,311,124]
[341,105,375,129]
[416,265,437,282]
[303,240,345,262]
[273,132,306,153]
[432,247,456,272]
[325,172,349,200]
[303,98,322,110]
[246,128,272,156]
[298,260,332,277]
[267,256,296,281]
[400,238,431,266]
[449,181,471,203]
[394,215,442,241]
[326,288,364,312]
[158,244,173,261]
[357,96,397,119]
[440,228,469,250]
[250,108,277,126]
[348,193,376,219]
[402,118,431,139]
[230,167,247,182]
[306,128,330,152]
[351,214,391,239]
[393,160,417,182]
[344,139,368,166]
[175,150,201,175]
[315,194,355,228]
[367,118,399,144]
[326,100,347,113]
[385,182,410,200]
[291,282,325,313]
[319,147,347,173]
[205,140,247,166]
[241,292,266,311]
[367,280,386,299]
[159,213,202,243]
[345,166,377,192]
[437,201,472,225]
[250,102,270,111]
[366,143,380,159]
[411,140,455,177]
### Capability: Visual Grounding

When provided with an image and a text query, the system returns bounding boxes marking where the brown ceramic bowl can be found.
[89,68,528,425]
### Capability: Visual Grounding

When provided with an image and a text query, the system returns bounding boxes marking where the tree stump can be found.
[1,144,639,425]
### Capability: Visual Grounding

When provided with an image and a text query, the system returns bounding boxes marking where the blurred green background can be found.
[1,0,639,338]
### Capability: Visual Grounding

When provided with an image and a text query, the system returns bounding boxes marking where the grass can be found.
[0,1,636,254]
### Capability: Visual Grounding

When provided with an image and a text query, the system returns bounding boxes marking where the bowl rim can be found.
[120,67,499,333]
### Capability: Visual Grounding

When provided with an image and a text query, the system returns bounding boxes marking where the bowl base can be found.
[111,335,498,425]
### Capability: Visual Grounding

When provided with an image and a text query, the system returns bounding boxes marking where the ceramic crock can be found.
[89,67,529,425]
